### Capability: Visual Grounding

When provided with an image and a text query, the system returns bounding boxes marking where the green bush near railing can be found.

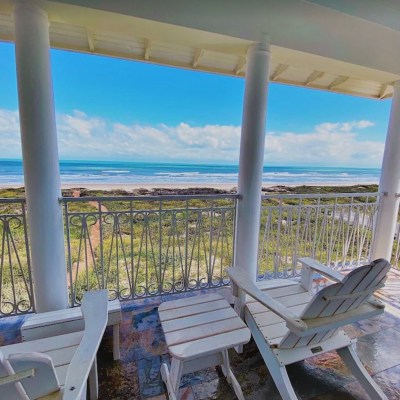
[2,184,400,317]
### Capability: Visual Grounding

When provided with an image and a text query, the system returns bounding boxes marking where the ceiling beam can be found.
[192,49,204,68]
[235,56,246,75]
[86,29,95,52]
[144,38,151,60]
[305,70,324,86]
[379,84,388,99]
[328,75,349,89]
[271,64,289,81]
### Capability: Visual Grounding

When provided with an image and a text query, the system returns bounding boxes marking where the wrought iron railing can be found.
[0,192,387,315]
[0,198,34,317]
[258,192,381,279]
[61,195,237,306]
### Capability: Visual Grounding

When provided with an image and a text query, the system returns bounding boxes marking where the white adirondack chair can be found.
[0,289,108,400]
[227,257,390,400]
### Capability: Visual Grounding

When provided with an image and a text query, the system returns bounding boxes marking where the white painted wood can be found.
[231,281,239,297]
[181,354,223,375]
[232,258,389,399]
[0,290,108,400]
[169,328,250,360]
[344,260,390,312]
[7,353,60,399]
[0,350,27,400]
[275,331,352,366]
[280,261,389,348]
[159,294,250,400]
[234,34,270,282]
[159,299,228,322]
[246,284,306,304]
[323,284,384,301]
[63,290,108,400]
[255,279,299,291]
[54,365,69,386]
[337,345,388,400]
[300,265,314,291]
[319,265,373,317]
[226,267,307,331]
[162,307,238,333]
[170,358,184,394]
[260,322,288,341]
[246,313,298,400]
[158,293,222,312]
[22,299,121,361]
[246,292,312,315]
[88,358,98,400]
[299,257,344,282]
[253,304,307,328]
[221,349,245,400]
[160,363,177,400]
[165,318,245,347]
[1,332,83,358]
[45,344,77,364]
[23,300,121,329]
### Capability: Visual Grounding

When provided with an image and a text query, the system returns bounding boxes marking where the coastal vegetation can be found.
[1,184,397,317]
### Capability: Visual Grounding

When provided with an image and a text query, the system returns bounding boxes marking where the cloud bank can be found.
[0,108,384,167]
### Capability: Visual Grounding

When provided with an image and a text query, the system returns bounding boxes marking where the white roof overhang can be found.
[0,0,399,99]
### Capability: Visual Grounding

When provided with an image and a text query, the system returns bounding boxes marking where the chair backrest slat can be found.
[279,259,389,349]
[317,265,373,318]
[339,260,389,313]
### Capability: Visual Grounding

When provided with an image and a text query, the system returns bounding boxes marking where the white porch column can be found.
[234,35,271,281]
[371,81,400,262]
[14,0,68,312]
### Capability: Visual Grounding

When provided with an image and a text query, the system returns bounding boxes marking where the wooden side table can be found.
[159,293,251,400]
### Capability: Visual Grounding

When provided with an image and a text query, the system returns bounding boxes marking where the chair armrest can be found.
[226,267,307,332]
[299,257,344,283]
[63,290,108,400]
[368,296,385,309]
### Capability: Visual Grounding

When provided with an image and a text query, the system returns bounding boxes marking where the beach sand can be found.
[0,181,378,191]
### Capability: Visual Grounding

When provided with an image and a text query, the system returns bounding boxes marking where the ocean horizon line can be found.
[0,158,382,171]
[0,159,381,186]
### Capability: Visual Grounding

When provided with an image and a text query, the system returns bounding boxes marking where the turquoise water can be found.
[0,159,380,185]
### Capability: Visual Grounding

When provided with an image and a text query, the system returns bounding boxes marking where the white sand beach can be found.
[0,181,378,191]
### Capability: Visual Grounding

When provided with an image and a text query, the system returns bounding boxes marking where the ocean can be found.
[0,160,380,186]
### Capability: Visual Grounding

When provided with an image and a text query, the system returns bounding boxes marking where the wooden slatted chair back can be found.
[279,259,390,349]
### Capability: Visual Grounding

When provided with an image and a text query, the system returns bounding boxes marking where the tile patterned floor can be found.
[1,274,400,399]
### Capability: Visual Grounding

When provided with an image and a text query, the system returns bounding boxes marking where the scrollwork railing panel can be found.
[62,195,237,306]
[0,200,34,317]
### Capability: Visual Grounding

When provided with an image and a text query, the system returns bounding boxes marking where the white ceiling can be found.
[0,0,399,99]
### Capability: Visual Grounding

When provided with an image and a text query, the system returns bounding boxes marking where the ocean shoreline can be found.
[0,181,379,191]
[0,160,381,189]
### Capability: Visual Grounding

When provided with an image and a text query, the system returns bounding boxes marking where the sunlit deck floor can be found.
[2,270,400,399]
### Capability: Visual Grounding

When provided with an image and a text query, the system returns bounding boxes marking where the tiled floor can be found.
[1,271,400,399]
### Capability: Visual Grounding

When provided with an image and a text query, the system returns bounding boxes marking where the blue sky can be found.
[0,41,392,167]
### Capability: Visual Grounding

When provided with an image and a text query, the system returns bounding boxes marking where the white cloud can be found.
[0,109,22,157]
[61,110,105,139]
[0,108,384,167]
[265,121,383,166]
